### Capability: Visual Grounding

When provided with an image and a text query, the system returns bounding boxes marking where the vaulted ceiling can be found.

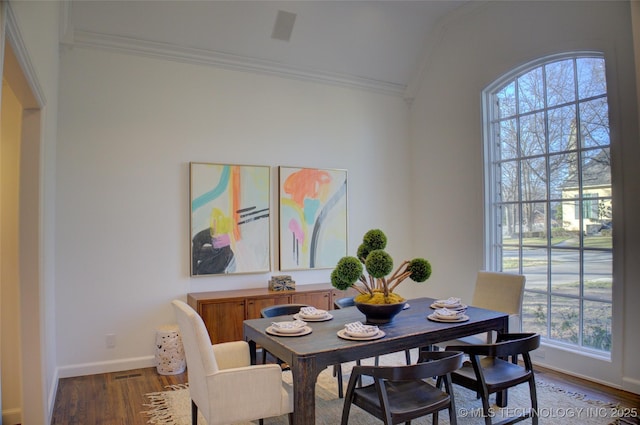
[63,1,470,99]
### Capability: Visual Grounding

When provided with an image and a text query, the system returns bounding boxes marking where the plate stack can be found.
[428,298,469,322]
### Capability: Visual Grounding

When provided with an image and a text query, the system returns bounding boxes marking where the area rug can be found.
[142,351,630,425]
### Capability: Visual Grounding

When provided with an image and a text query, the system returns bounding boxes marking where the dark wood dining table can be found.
[243,296,509,425]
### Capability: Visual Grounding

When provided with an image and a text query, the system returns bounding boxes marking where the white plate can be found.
[427,314,469,323]
[268,320,307,333]
[293,313,333,322]
[430,303,468,311]
[266,326,313,337]
[337,329,386,341]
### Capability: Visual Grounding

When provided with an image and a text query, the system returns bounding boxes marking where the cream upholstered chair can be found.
[471,271,526,342]
[436,271,525,349]
[171,300,293,425]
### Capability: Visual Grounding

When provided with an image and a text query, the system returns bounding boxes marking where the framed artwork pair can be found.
[189,162,347,276]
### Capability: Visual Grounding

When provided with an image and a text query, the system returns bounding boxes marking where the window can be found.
[484,53,612,354]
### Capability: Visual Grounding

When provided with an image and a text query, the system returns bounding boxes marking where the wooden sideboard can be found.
[188,283,356,344]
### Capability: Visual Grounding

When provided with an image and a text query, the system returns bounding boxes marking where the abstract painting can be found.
[279,166,347,270]
[190,162,270,276]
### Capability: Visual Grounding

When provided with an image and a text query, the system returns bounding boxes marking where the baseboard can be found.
[533,359,622,390]
[2,407,22,425]
[623,376,640,395]
[56,355,156,379]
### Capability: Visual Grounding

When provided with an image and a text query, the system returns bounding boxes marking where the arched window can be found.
[483,53,612,354]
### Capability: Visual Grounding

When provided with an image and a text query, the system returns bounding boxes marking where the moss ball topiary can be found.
[333,256,363,288]
[407,258,432,282]
[362,229,387,251]
[365,249,393,278]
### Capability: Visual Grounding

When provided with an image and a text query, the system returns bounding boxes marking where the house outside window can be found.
[484,53,612,354]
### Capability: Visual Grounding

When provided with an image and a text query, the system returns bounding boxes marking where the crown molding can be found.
[64,30,406,97]
[4,1,46,108]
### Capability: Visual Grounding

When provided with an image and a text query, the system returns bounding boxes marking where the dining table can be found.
[243,296,509,425]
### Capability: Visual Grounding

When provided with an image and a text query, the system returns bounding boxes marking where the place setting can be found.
[292,306,333,322]
[430,296,468,311]
[428,297,469,322]
[337,321,386,341]
[266,319,313,337]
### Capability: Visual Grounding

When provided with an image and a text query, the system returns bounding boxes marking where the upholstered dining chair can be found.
[341,350,464,425]
[435,271,525,351]
[260,303,310,366]
[447,333,541,425]
[171,300,293,425]
[471,271,526,340]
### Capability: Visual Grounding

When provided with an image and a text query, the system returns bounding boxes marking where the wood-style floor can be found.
[51,363,639,425]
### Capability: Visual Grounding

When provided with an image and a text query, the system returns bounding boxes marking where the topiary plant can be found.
[331,228,432,304]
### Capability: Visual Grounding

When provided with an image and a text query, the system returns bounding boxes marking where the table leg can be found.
[248,340,257,365]
[496,317,509,407]
[290,356,317,425]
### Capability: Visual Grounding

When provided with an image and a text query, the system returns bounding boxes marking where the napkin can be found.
[271,319,306,330]
[435,297,462,307]
[434,308,464,319]
[299,306,327,317]
[344,321,379,336]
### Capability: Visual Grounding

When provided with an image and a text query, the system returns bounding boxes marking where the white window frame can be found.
[482,51,613,358]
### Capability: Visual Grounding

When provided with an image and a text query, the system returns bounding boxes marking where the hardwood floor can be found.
[51,367,187,425]
[51,364,639,425]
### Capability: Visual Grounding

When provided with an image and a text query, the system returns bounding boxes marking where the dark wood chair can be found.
[260,304,310,365]
[333,296,357,309]
[260,303,310,318]
[447,333,541,425]
[341,350,464,425]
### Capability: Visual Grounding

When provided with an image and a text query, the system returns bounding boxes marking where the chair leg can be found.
[191,400,198,425]
[448,405,457,425]
[529,376,539,425]
[478,389,492,425]
[288,412,294,425]
[336,364,344,398]
[259,420,264,425]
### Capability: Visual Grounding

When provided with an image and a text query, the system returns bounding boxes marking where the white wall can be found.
[55,46,412,375]
[408,1,639,393]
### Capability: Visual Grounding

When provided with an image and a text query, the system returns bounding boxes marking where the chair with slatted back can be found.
[447,333,540,425]
[340,350,464,425]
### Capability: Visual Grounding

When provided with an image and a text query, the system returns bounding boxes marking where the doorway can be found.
[1,31,43,424]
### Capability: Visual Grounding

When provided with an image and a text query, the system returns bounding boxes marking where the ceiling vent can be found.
[271,10,297,42]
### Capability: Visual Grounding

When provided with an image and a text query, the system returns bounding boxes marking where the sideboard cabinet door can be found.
[200,300,245,344]
[246,295,291,319]
[292,291,331,310]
